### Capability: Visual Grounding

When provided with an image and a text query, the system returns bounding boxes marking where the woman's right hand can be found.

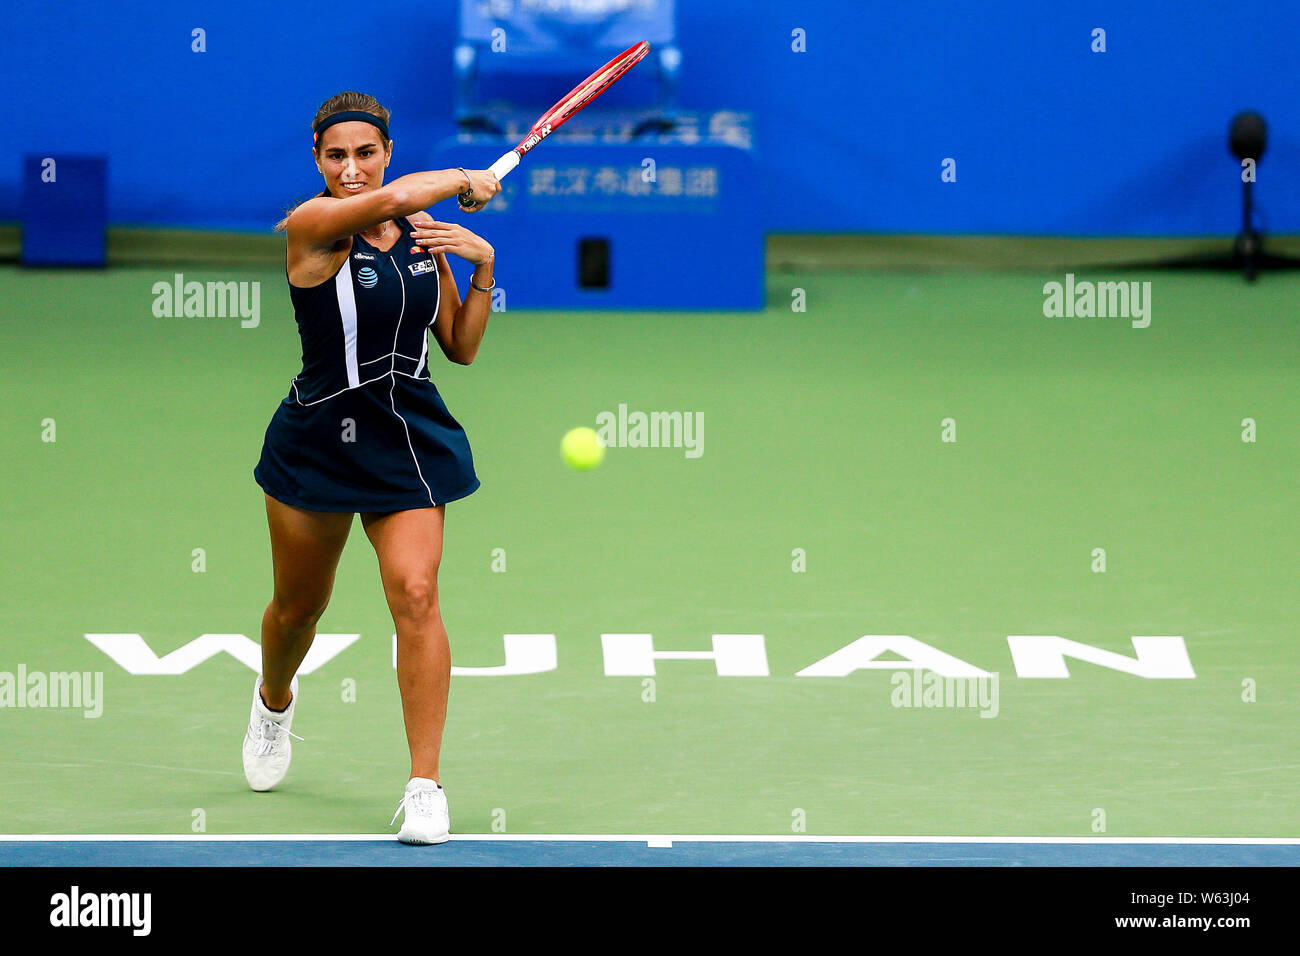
[457,169,501,212]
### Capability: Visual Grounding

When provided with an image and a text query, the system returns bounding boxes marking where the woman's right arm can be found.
[287,169,501,247]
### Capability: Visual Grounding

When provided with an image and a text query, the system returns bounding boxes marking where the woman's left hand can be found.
[408,215,494,265]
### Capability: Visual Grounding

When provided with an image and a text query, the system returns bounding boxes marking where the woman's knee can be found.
[387,575,439,622]
[268,596,329,634]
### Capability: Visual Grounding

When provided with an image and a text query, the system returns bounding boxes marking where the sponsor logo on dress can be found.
[407,260,437,276]
[353,252,375,261]
[356,266,379,289]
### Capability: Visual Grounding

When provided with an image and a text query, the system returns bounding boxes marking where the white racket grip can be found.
[489,150,521,182]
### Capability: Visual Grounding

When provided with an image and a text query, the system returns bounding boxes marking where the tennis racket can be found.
[459,40,652,208]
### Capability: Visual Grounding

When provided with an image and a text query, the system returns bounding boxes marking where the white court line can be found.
[1,834,1297,845]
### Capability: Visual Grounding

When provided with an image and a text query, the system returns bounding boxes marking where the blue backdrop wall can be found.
[4,0,1298,235]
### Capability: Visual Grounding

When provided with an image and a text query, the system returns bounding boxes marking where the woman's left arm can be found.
[409,215,494,366]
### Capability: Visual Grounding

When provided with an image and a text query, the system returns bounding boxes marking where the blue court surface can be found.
[2,837,1297,867]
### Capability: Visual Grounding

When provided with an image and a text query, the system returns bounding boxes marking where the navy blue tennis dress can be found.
[254,217,479,513]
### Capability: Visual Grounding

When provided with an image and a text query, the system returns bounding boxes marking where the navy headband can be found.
[313,110,389,145]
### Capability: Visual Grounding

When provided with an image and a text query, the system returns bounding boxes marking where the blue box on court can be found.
[21,154,108,267]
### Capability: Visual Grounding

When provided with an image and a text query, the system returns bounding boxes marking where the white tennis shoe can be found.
[391,777,450,844]
[242,674,302,792]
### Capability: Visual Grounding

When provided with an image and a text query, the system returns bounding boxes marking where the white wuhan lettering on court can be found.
[84,632,1196,679]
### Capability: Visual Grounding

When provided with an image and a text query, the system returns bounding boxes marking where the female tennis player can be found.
[245,91,500,845]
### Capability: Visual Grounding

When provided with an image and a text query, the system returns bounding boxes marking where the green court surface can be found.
[1,258,1297,840]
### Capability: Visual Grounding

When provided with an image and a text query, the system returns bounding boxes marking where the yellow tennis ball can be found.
[561,426,605,470]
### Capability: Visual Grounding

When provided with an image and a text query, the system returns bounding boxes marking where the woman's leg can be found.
[261,494,354,709]
[360,506,449,782]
